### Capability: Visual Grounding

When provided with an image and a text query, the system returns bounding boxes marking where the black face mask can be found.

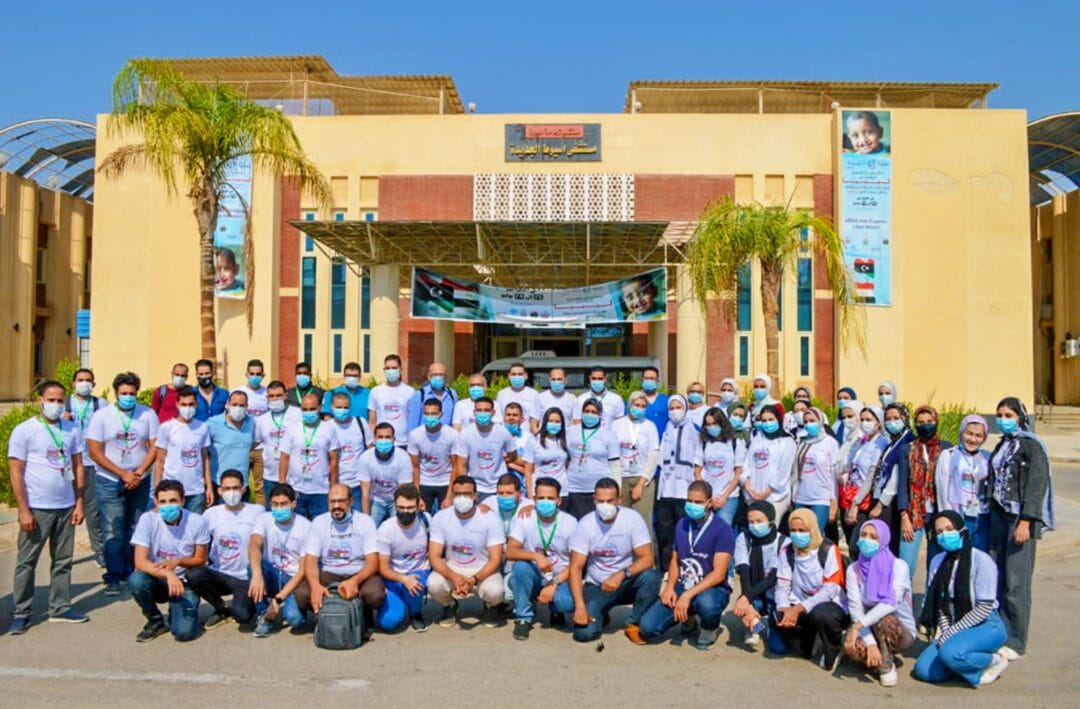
[916,422,938,439]
[397,511,417,527]
[197,376,214,388]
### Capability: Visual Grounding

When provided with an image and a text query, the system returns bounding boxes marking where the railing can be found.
[1034,393,1053,427]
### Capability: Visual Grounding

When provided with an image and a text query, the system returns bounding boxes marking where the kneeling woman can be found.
[914,511,1009,687]
[732,501,785,653]
[844,520,915,687]
[774,509,848,670]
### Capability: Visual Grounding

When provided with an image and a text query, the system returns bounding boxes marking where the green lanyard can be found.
[271,412,286,431]
[581,427,599,448]
[38,417,67,462]
[74,397,92,423]
[536,513,559,552]
[303,422,319,448]
[115,407,134,434]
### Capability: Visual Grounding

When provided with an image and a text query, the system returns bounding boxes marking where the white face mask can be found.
[221,490,243,507]
[794,412,805,425]
[669,409,686,424]
[229,405,247,422]
[453,495,475,515]
[172,375,187,388]
[720,391,736,403]
[344,375,360,388]
[41,402,65,421]
[177,405,196,421]
[74,381,93,397]
[268,399,286,413]
[595,502,618,522]
[860,420,878,435]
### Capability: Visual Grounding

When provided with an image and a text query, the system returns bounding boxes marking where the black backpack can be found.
[313,584,365,650]
[785,537,836,572]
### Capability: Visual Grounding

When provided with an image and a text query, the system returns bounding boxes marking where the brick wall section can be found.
[378,175,474,220]
[635,175,735,220]
[706,300,736,395]
[813,173,836,398]
[277,177,301,378]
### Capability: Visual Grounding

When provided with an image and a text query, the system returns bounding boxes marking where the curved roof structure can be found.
[1030,111,1080,205]
[0,118,96,201]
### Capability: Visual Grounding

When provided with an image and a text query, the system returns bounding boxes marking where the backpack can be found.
[313,584,365,650]
[785,538,836,575]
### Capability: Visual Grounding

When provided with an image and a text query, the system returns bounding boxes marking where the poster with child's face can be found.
[214,155,252,299]
[842,110,891,156]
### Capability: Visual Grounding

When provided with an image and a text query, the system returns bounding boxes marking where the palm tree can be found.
[98,59,333,361]
[686,196,864,392]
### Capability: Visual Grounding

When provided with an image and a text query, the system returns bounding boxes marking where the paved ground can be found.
[0,464,1078,706]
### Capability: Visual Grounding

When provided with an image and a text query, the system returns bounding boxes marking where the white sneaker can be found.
[745,632,761,649]
[879,668,898,687]
[998,646,1021,661]
[980,655,1009,685]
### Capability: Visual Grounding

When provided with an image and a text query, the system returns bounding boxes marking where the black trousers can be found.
[655,497,685,573]
[565,493,595,520]
[186,567,256,623]
[777,601,849,663]
[420,485,448,514]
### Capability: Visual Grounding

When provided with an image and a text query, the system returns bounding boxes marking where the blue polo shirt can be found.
[194,386,229,422]
[206,413,255,484]
[321,385,370,417]
[644,393,670,442]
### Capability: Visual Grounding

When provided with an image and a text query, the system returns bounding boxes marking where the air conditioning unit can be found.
[1062,339,1080,358]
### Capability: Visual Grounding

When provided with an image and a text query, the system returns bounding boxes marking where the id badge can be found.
[62,462,74,484]
[301,465,313,481]
[120,449,133,465]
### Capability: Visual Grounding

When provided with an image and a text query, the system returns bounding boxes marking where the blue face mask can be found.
[475,412,493,426]
[384,368,401,383]
[505,423,521,436]
[117,394,137,411]
[509,375,526,389]
[857,538,880,558]
[295,374,311,389]
[581,413,600,428]
[879,394,895,407]
[729,415,745,431]
[996,417,1019,435]
[804,422,822,438]
[159,504,182,523]
[752,388,768,401]
[469,385,485,401]
[688,392,704,405]
[884,420,905,436]
[247,375,263,389]
[332,408,350,422]
[549,380,565,393]
[302,411,319,425]
[423,415,441,429]
[642,379,659,393]
[497,495,518,512]
[375,439,394,455]
[545,421,563,435]
[762,420,780,434]
[684,501,707,520]
[429,376,445,390]
[749,522,772,538]
[937,529,963,552]
[590,379,606,393]
[535,499,558,517]
[790,531,812,549]
[271,507,293,524]
[753,420,764,431]
[629,406,646,420]
[705,424,722,438]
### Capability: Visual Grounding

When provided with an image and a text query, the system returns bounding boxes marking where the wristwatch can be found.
[273,596,284,604]
[624,568,635,580]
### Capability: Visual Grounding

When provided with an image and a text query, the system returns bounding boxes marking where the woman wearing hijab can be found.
[564,398,622,519]
[783,398,812,439]
[612,391,661,529]
[914,510,1009,686]
[750,374,785,418]
[727,402,752,447]
[793,407,840,534]
[693,407,745,525]
[844,519,915,687]
[718,377,740,414]
[841,405,888,553]
[987,397,1054,661]
[656,394,698,571]
[895,405,952,578]
[877,380,899,408]
[830,387,858,441]
[732,500,786,652]
[856,403,915,557]
[742,404,797,524]
[775,508,848,669]
[934,415,991,551]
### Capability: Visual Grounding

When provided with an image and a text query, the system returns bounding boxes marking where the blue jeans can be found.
[716,496,740,526]
[295,492,328,520]
[899,527,924,583]
[349,486,363,511]
[256,563,305,627]
[97,475,150,585]
[639,583,730,639]
[752,597,789,655]
[377,570,431,630]
[370,498,395,527]
[572,568,661,642]
[127,570,200,641]
[184,494,205,514]
[914,611,1008,686]
[795,503,831,535]
[966,513,989,552]
[508,561,575,623]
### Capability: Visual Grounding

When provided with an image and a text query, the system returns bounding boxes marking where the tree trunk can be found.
[193,178,219,363]
[760,264,782,394]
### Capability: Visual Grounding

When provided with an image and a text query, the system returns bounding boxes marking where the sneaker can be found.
[253,614,274,638]
[980,655,1009,686]
[998,646,1022,662]
[879,668,898,687]
[624,623,647,645]
[479,605,502,628]
[745,632,761,649]
[136,621,168,643]
[204,610,230,630]
[680,617,699,636]
[513,620,533,640]
[550,612,567,629]
[437,602,459,628]
[104,583,124,597]
[696,627,719,650]
[410,615,429,633]
[819,651,841,672]
[49,610,89,624]
[9,616,31,635]
[94,555,107,569]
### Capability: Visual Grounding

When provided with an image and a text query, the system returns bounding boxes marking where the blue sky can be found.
[1,0,1077,127]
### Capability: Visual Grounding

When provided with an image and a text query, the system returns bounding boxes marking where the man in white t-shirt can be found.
[568,477,660,643]
[507,476,577,640]
[127,479,209,642]
[357,423,413,526]
[8,380,88,634]
[296,484,385,637]
[87,371,160,595]
[235,358,270,417]
[255,381,300,508]
[427,475,506,628]
[64,367,107,568]
[375,483,432,633]
[367,354,416,447]
[495,362,540,432]
[249,482,312,637]
[187,470,263,629]
[451,397,517,504]
[536,367,577,425]
[573,366,625,426]
[153,387,212,512]
[452,372,488,431]
[407,397,458,513]
[329,390,373,508]
[278,393,340,520]
[502,402,533,485]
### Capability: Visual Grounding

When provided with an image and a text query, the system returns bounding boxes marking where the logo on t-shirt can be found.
[753,448,771,469]
[340,443,359,465]
[450,540,478,565]
[679,557,707,587]
[802,453,818,475]
[217,533,242,563]
[476,448,496,471]
[180,446,200,468]
[116,430,139,450]
[326,545,352,565]
[45,445,67,470]
[421,453,443,472]
[383,402,403,421]
[271,544,293,570]
[592,544,618,560]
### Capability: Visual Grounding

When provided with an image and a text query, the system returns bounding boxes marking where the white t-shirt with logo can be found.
[255,408,300,485]
[335,418,373,488]
[610,416,661,477]
[406,425,458,487]
[253,511,312,576]
[8,417,84,509]
[573,390,626,426]
[233,385,269,417]
[303,511,379,576]
[430,507,505,570]
[495,386,541,424]
[202,502,263,580]
[694,438,748,495]
[356,448,413,502]
[452,425,518,493]
[130,509,211,580]
[509,510,578,575]
[794,436,841,506]
[86,405,159,481]
[368,383,417,445]
[376,515,432,574]
[536,390,576,425]
[569,507,651,586]
[742,435,798,504]
[155,419,211,495]
[566,424,621,494]
[523,436,570,492]
[452,399,478,429]
[280,422,340,495]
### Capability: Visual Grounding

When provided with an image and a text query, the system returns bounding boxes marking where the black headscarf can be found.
[920,510,973,628]
[759,404,789,441]
[747,500,778,584]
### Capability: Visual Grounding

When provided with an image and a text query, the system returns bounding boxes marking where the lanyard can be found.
[303,423,319,449]
[687,513,714,555]
[73,397,92,423]
[39,417,67,459]
[271,412,286,431]
[581,426,599,449]
[115,407,134,434]
[536,514,559,551]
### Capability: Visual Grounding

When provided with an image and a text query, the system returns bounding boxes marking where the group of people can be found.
[8,358,1053,689]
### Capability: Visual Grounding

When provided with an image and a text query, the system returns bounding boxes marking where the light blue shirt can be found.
[321,385,370,418]
[206,413,255,485]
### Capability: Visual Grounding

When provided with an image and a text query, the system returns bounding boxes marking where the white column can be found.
[369,264,400,374]
[433,319,455,376]
[648,319,669,386]
[675,265,706,392]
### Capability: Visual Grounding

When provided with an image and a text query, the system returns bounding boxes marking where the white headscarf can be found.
[751,373,777,414]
